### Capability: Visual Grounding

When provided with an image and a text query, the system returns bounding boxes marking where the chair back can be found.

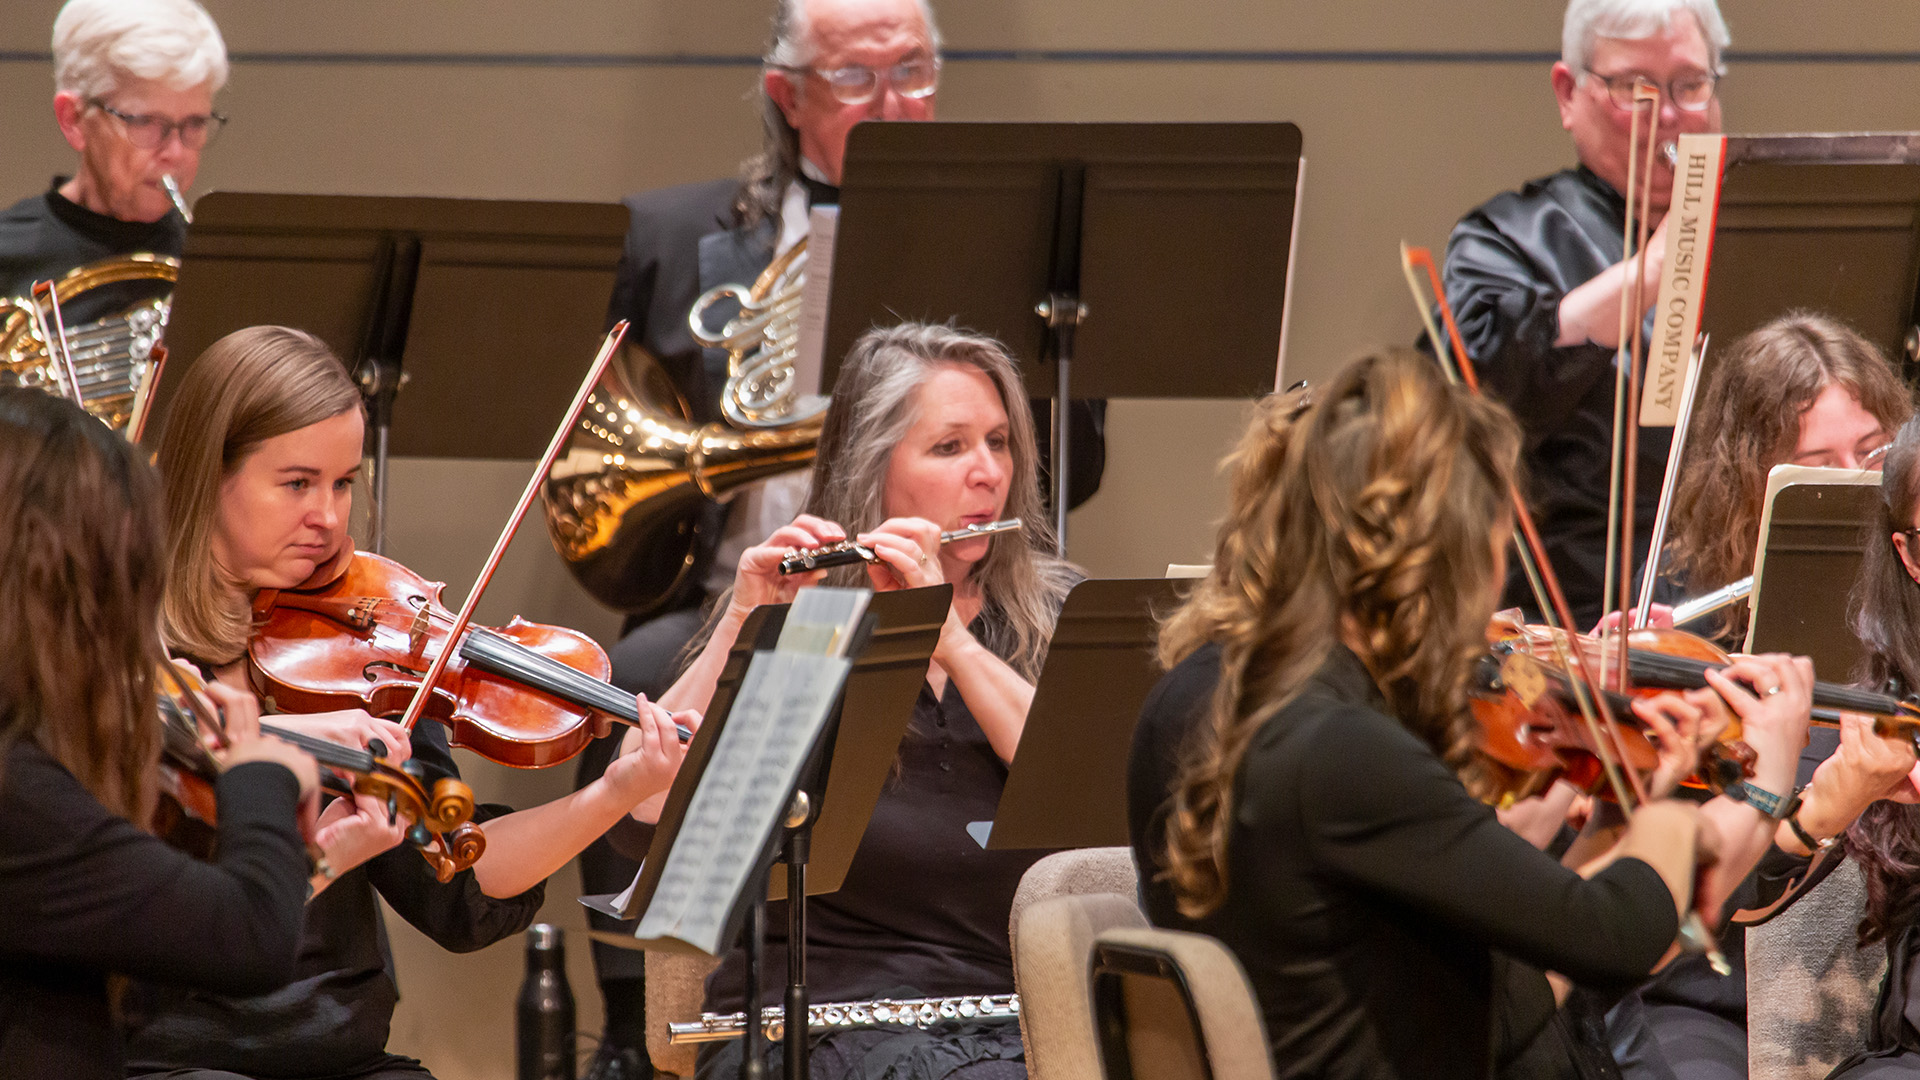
[1091,927,1273,1080]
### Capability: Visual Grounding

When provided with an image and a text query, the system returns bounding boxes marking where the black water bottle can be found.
[516,923,576,1080]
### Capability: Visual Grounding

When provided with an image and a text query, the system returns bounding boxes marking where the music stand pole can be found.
[742,883,768,1080]
[782,795,814,1080]
[1038,293,1085,552]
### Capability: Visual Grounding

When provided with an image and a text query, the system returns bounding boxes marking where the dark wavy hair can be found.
[1160,349,1522,918]
[0,387,169,824]
[1668,312,1911,640]
[1846,414,1920,945]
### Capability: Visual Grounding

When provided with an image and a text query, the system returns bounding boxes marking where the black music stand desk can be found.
[823,122,1303,544]
[147,190,628,548]
[980,577,1182,851]
[1744,465,1880,678]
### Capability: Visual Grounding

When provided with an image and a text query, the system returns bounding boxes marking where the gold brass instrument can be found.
[0,253,177,431]
[544,238,823,615]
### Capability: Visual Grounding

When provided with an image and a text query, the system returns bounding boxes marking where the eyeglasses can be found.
[88,99,228,150]
[777,58,941,105]
[1867,443,1896,470]
[1584,69,1720,113]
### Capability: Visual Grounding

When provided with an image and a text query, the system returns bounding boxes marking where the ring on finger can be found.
[1765,684,1782,697]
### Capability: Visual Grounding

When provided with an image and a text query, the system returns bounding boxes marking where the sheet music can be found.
[778,585,870,657]
[633,649,851,954]
[792,205,837,407]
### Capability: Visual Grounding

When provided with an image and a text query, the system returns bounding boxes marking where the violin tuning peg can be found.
[368,738,388,759]
[386,792,399,825]
[407,823,432,848]
[402,759,425,779]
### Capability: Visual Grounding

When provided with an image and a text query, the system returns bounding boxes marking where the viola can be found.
[248,551,689,772]
[154,661,483,880]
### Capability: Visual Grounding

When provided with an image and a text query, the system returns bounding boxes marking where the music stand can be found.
[1744,465,1881,679]
[1648,134,1920,412]
[145,191,629,550]
[823,122,1304,547]
[980,577,1182,851]
[582,585,951,1080]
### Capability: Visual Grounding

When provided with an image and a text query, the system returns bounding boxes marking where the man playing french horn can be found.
[0,0,224,427]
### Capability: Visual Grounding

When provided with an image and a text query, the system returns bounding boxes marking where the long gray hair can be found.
[734,0,943,227]
[805,322,1074,679]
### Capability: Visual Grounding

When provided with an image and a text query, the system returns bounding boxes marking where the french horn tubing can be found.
[0,253,178,431]
[543,239,823,615]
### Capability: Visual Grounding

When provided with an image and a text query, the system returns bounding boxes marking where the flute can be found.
[778,518,1023,575]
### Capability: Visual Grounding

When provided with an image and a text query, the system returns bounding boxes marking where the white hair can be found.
[766,0,944,68]
[52,0,229,101]
[1562,0,1730,77]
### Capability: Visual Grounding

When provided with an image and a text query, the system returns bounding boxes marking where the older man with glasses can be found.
[1442,0,1727,633]
[0,0,226,319]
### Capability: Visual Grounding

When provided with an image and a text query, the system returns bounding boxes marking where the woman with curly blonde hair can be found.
[1126,348,1816,1080]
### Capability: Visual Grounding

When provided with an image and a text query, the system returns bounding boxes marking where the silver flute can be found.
[1670,575,1753,627]
[777,518,1023,575]
[668,993,1021,1045]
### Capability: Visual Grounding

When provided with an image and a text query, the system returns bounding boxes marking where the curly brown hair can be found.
[1666,312,1912,638]
[1160,348,1521,919]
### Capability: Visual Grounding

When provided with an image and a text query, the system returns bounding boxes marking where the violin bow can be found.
[1604,80,1664,688]
[1634,333,1708,629]
[393,322,630,734]
[27,279,84,405]
[1400,245,1648,811]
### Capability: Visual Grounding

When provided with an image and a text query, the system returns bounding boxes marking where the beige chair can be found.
[1090,926,1274,1080]
[1745,858,1883,1080]
[647,950,723,1079]
[1009,847,1146,1080]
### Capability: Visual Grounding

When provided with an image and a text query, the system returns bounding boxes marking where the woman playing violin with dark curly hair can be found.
[0,387,319,1080]
[1130,348,1819,1080]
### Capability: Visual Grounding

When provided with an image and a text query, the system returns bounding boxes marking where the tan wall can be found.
[8,2,1920,1076]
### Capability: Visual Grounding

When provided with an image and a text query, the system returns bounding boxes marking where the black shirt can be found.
[1129,643,1679,1080]
[705,678,1051,1010]
[0,178,183,324]
[0,742,308,1080]
[1443,166,1671,627]
[122,719,545,1078]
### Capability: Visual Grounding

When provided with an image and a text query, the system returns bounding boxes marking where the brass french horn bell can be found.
[543,240,822,615]
[0,253,177,431]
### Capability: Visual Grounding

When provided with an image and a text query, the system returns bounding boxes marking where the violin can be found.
[1471,614,1761,806]
[248,551,690,772]
[155,661,481,880]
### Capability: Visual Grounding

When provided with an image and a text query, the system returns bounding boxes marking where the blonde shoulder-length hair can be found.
[155,326,362,664]
[804,322,1078,679]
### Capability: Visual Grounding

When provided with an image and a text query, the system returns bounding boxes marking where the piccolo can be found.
[777,518,1023,575]
[668,993,1021,1044]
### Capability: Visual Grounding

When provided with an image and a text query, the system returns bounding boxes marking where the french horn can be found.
[0,253,178,431]
[543,239,823,615]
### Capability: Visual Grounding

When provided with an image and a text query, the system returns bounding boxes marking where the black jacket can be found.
[1443,166,1671,627]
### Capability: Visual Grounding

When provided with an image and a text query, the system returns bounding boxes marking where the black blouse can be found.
[1442,166,1671,627]
[0,741,308,1080]
[122,718,545,1078]
[705,678,1051,1010]
[1129,643,1679,1080]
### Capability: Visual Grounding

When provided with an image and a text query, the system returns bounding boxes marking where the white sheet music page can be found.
[631,587,867,954]
[792,205,837,412]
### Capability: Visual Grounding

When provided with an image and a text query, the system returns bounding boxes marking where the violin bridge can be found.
[1500,654,1547,709]
[408,606,430,657]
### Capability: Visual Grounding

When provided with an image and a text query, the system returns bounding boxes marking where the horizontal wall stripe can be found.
[5,47,1920,67]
